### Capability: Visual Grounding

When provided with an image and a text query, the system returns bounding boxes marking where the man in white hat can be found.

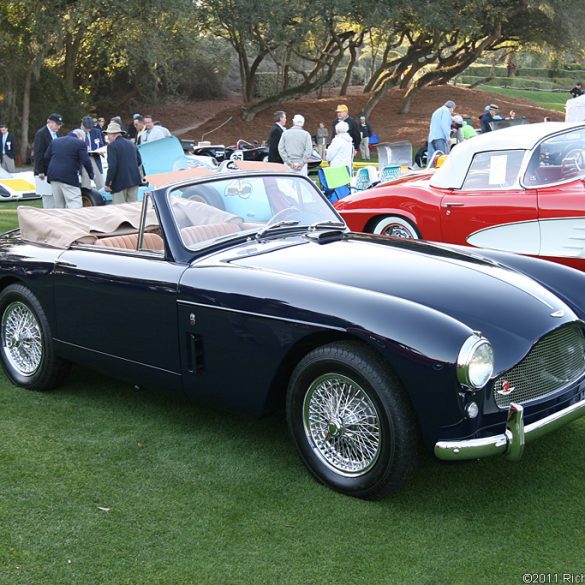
[479,104,499,133]
[103,121,143,204]
[278,114,312,175]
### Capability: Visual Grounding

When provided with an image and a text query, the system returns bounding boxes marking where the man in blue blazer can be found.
[104,121,143,204]
[33,113,63,207]
[80,115,106,189]
[45,129,94,208]
[0,124,17,173]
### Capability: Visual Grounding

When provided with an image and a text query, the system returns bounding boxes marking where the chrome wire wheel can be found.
[382,223,413,238]
[303,373,381,476]
[1,301,43,377]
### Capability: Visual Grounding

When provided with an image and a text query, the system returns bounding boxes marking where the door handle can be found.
[443,202,465,208]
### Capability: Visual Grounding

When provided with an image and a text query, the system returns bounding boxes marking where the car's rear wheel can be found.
[372,216,420,239]
[287,341,420,499]
[0,284,69,390]
[81,187,105,207]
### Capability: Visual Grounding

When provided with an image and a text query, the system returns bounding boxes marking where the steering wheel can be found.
[268,206,301,224]
[561,148,585,176]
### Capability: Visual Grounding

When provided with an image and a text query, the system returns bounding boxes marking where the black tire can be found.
[180,186,225,210]
[81,187,105,207]
[0,284,70,391]
[286,341,420,499]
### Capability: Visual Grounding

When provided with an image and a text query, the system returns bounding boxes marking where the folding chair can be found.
[379,165,401,184]
[318,166,352,202]
[351,166,379,191]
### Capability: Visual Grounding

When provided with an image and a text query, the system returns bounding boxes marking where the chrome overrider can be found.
[434,397,585,461]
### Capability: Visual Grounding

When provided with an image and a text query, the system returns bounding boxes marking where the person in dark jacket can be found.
[479,104,499,133]
[33,113,63,207]
[358,115,373,160]
[44,129,94,208]
[332,104,361,153]
[0,123,17,173]
[80,115,106,189]
[103,121,143,204]
[569,82,583,99]
[266,111,287,163]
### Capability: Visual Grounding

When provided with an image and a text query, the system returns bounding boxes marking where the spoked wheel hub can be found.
[1,301,43,377]
[303,373,381,476]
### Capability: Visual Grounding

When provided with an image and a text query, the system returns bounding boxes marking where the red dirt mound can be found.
[140,85,566,148]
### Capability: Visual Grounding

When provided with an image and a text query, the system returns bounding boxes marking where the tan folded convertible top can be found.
[17,202,159,248]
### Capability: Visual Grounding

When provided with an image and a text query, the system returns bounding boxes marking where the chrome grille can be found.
[493,325,585,408]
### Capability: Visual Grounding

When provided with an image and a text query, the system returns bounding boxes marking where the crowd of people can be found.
[29,112,172,209]
[21,105,373,210]
[426,99,526,164]
[10,80,580,210]
[266,103,373,176]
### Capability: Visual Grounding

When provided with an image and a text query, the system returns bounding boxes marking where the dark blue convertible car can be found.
[2,167,585,499]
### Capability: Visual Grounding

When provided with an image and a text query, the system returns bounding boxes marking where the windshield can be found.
[167,173,343,249]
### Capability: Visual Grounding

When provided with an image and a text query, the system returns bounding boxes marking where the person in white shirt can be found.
[141,115,166,143]
[326,121,354,173]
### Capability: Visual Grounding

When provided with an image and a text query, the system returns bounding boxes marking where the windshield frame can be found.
[162,170,346,252]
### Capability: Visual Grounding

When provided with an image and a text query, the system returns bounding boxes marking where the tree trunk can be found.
[468,76,494,89]
[241,61,342,121]
[20,70,32,163]
[339,44,357,96]
[63,32,82,89]
[363,77,397,117]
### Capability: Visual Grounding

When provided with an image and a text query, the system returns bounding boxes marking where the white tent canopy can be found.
[565,94,585,122]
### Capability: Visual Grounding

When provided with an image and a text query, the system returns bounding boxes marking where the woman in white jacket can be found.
[326,121,354,173]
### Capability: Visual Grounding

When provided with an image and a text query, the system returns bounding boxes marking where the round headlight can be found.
[457,335,494,389]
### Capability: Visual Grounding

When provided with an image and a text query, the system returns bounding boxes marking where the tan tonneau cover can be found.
[17,202,159,248]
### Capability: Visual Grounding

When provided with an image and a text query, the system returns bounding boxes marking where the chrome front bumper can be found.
[434,397,585,461]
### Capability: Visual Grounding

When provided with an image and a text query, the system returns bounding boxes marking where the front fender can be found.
[447,245,585,321]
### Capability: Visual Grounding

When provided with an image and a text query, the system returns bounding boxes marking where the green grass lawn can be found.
[0,200,42,232]
[1,201,584,584]
[1,368,584,585]
[476,85,568,112]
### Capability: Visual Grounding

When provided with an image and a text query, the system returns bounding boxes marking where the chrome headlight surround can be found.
[457,334,494,389]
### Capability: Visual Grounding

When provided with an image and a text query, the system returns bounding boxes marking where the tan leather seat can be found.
[94,232,164,251]
[180,223,240,246]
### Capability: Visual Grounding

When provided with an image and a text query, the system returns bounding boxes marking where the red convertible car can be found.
[336,122,585,270]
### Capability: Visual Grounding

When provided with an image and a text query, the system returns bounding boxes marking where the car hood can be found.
[223,232,576,349]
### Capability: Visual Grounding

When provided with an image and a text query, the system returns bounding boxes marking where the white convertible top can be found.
[17,202,158,248]
[430,121,585,190]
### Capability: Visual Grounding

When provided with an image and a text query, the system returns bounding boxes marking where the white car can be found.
[0,167,39,201]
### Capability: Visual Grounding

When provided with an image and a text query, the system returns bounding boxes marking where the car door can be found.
[536,180,585,259]
[531,126,585,261]
[440,149,539,254]
[52,246,186,390]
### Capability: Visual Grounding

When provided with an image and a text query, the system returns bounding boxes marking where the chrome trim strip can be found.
[177,299,346,332]
[434,396,585,461]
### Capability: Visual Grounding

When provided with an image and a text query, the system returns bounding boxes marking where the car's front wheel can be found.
[287,342,420,499]
[0,284,69,390]
[372,216,420,239]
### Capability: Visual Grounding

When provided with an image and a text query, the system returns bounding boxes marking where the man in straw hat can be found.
[103,121,143,204]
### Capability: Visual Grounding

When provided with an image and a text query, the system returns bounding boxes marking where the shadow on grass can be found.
[27,364,584,509]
